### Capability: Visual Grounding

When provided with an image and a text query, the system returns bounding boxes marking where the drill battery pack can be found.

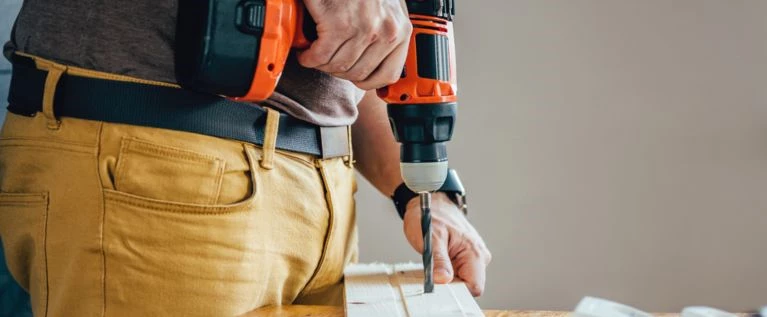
[175,0,314,101]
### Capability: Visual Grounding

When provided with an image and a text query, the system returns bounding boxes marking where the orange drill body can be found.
[236,0,303,102]
[379,0,458,191]
[236,0,314,102]
[175,0,313,101]
[378,14,457,106]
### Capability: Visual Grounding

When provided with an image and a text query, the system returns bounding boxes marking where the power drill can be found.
[175,0,458,293]
[377,0,457,293]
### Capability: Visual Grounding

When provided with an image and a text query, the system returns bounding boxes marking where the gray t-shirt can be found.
[5,0,364,126]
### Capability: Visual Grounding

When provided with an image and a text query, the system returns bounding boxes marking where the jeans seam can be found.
[102,190,256,214]
[0,137,96,154]
[298,159,336,296]
[41,193,50,317]
[211,160,226,205]
[95,122,107,317]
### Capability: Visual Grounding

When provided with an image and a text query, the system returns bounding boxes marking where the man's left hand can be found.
[402,193,492,296]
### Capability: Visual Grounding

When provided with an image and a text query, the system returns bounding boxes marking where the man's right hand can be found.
[298,0,412,91]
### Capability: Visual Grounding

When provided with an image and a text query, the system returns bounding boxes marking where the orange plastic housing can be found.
[377,14,458,105]
[235,0,304,102]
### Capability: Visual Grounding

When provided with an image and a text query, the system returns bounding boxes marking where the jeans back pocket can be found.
[0,192,49,316]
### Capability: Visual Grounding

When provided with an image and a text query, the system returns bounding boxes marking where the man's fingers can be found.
[401,196,491,296]
[298,0,410,85]
[335,39,395,84]
[351,40,407,90]
[297,31,351,68]
[315,32,375,74]
[453,244,491,296]
[431,236,454,284]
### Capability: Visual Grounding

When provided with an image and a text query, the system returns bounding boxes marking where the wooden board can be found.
[242,305,753,317]
[343,263,484,317]
[242,306,566,316]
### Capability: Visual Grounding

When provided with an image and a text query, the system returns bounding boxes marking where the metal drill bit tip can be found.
[420,192,434,293]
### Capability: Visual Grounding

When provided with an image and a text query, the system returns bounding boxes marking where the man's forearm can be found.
[351,90,404,197]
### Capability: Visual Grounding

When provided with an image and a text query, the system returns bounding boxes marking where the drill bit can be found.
[420,191,434,293]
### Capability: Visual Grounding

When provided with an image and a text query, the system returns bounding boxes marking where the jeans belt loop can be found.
[259,107,280,170]
[40,61,68,130]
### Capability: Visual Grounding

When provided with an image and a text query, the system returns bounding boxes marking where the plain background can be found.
[0,0,14,124]
[2,0,767,313]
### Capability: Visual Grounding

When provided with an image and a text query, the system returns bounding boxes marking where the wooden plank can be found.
[343,263,484,317]
[241,306,561,317]
[240,305,752,317]
[241,306,562,317]
[343,263,408,317]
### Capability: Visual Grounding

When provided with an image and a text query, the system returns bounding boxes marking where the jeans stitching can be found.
[41,193,49,317]
[299,160,336,295]
[0,138,95,154]
[96,122,107,317]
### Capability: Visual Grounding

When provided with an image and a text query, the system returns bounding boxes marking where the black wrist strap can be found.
[392,183,417,219]
[391,169,466,219]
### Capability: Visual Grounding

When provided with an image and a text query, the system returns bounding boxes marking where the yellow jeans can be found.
[0,57,358,316]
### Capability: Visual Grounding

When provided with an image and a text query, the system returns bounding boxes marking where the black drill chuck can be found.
[387,102,457,164]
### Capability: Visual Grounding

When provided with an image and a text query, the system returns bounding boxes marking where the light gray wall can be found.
[0,0,20,124]
[0,2,28,317]
[356,0,767,312]
[1,0,765,313]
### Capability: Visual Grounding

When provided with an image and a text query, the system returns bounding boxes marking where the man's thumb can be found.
[431,240,454,284]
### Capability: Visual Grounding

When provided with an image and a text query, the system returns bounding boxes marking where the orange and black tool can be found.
[377,0,457,183]
[377,0,458,294]
[175,0,314,101]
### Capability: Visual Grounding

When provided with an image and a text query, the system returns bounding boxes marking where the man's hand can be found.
[351,91,490,294]
[403,193,492,296]
[298,0,412,90]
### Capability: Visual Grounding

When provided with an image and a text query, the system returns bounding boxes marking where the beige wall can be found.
[2,0,765,313]
[355,0,767,312]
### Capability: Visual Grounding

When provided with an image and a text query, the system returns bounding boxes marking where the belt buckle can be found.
[319,126,349,159]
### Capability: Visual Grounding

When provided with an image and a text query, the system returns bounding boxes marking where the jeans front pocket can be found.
[113,137,228,205]
[0,192,49,317]
[102,145,266,317]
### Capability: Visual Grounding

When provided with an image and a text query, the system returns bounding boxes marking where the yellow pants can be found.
[0,57,358,316]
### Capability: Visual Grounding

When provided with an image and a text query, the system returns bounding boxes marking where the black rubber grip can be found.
[387,102,456,163]
[406,0,455,21]
[416,33,451,81]
[302,8,319,42]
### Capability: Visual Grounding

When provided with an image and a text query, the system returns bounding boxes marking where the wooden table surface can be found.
[243,305,733,316]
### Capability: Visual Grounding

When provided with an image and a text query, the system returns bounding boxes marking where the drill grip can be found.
[377,1,457,105]
[293,4,317,49]
[406,0,455,21]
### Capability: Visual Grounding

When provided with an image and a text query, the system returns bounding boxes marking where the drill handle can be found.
[292,3,317,49]
[405,0,455,21]
[376,0,457,105]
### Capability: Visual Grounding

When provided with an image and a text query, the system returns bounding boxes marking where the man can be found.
[0,0,491,315]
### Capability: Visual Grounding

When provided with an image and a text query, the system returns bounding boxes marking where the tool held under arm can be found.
[175,0,315,101]
[377,0,458,293]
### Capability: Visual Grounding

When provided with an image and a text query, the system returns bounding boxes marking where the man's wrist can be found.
[390,169,467,219]
[404,191,449,215]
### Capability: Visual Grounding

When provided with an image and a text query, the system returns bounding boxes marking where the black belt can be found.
[6,54,350,158]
